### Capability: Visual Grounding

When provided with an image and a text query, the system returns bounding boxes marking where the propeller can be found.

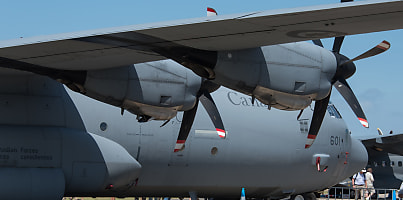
[306,38,390,148]
[174,80,226,152]
[304,0,391,148]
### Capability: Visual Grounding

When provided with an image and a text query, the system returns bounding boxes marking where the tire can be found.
[302,193,317,200]
[291,194,305,200]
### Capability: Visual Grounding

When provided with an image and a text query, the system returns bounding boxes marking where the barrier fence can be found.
[324,187,400,200]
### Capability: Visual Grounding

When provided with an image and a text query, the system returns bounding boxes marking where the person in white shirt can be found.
[353,169,367,200]
[365,168,375,200]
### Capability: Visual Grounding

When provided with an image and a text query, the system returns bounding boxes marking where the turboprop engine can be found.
[83,60,202,121]
[213,42,337,111]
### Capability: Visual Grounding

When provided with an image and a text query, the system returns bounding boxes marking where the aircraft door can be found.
[136,120,177,165]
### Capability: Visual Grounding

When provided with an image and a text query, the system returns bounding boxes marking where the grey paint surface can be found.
[0,73,367,199]
[68,79,367,198]
[1,1,398,198]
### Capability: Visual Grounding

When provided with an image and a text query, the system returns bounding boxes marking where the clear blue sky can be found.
[0,0,401,138]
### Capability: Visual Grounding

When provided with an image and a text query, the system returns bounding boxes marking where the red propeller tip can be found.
[216,128,226,138]
[305,134,317,148]
[358,118,369,128]
[377,40,391,50]
[174,140,186,152]
[207,7,217,16]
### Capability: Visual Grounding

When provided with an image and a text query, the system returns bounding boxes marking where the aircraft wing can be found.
[361,133,403,156]
[1,0,403,71]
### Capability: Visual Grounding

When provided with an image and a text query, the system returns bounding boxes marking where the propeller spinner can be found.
[306,39,390,148]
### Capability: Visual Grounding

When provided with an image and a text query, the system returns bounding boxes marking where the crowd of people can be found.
[352,168,375,200]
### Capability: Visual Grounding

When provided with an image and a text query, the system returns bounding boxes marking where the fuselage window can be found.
[327,104,342,119]
[398,161,402,167]
[382,161,387,167]
[391,161,395,167]
[100,122,108,131]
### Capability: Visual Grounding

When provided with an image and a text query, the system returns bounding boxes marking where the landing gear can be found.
[290,193,317,200]
[189,191,198,200]
[291,195,305,200]
[303,193,317,200]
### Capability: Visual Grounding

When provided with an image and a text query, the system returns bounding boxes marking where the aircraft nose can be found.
[346,138,368,176]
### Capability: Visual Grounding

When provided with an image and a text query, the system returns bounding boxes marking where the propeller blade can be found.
[199,91,226,138]
[305,0,352,148]
[334,79,369,128]
[342,40,390,65]
[332,36,345,53]
[312,40,324,47]
[207,7,218,16]
[174,100,199,152]
[305,94,331,149]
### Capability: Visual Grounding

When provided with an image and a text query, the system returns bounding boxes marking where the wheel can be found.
[291,193,317,200]
[302,193,317,200]
[291,194,305,200]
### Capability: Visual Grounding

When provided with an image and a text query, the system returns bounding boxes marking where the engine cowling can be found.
[213,42,337,111]
[83,60,202,120]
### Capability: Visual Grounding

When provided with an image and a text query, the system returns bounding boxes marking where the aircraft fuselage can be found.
[66,82,367,198]
[0,51,367,199]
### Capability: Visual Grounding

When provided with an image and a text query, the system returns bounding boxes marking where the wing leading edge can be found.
[361,133,403,156]
[1,0,403,71]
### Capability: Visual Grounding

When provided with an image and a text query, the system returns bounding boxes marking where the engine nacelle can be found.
[214,42,337,111]
[83,60,202,120]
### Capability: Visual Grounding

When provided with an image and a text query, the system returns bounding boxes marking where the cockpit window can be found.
[327,103,342,119]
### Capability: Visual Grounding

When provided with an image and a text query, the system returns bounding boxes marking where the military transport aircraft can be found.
[0,0,403,199]
[362,131,403,189]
